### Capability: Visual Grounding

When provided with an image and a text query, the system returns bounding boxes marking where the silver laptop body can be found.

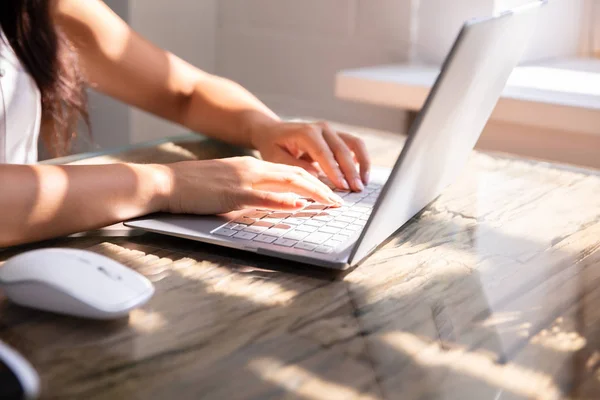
[126,2,545,270]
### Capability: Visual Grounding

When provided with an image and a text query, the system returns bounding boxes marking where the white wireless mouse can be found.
[0,248,155,320]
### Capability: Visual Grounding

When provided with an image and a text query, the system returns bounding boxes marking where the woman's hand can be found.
[250,121,371,192]
[155,157,344,215]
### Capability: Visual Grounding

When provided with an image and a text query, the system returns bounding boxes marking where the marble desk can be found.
[1,123,599,400]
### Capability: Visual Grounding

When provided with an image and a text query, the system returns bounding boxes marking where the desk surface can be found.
[2,123,600,400]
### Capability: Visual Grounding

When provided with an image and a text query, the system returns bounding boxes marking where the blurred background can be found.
[87,0,599,168]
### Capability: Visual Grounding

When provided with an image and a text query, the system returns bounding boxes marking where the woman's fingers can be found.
[299,128,350,191]
[253,172,343,205]
[321,125,363,191]
[265,160,336,196]
[234,190,308,211]
[340,132,371,185]
[268,148,320,177]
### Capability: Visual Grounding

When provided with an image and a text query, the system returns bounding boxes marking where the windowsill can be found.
[335,58,600,136]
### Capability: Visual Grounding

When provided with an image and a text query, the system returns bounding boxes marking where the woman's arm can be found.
[0,163,163,247]
[0,158,341,248]
[52,0,371,191]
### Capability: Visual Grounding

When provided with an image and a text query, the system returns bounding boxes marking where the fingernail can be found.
[295,199,308,208]
[340,178,350,190]
[329,193,344,204]
[354,178,364,191]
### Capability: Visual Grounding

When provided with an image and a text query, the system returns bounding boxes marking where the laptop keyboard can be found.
[212,182,383,254]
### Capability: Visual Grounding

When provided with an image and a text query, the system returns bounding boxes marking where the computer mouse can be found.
[0,340,39,400]
[0,248,155,320]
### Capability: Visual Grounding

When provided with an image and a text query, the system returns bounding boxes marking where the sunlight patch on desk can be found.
[382,331,561,399]
[209,273,298,307]
[169,260,299,306]
[94,242,174,282]
[480,311,522,328]
[129,309,166,333]
[248,357,378,400]
[531,317,587,353]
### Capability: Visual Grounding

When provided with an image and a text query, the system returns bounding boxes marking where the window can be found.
[414,0,589,64]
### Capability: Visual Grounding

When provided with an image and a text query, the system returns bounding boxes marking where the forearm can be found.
[179,74,281,148]
[0,163,167,247]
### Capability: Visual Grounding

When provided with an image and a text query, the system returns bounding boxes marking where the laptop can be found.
[126,1,545,270]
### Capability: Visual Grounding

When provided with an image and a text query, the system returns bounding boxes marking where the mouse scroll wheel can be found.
[97,266,123,281]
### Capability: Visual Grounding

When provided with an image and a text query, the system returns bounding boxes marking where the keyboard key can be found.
[244,226,268,234]
[295,242,317,251]
[265,224,293,237]
[296,224,318,233]
[214,228,237,237]
[225,223,245,231]
[270,212,292,219]
[262,218,283,224]
[361,199,377,207]
[335,216,356,224]
[305,204,326,211]
[245,211,269,219]
[326,210,342,216]
[285,217,307,225]
[345,211,363,218]
[253,235,277,244]
[355,220,367,226]
[254,221,274,227]
[293,211,319,218]
[333,234,351,242]
[304,232,332,244]
[324,239,342,248]
[315,246,333,254]
[244,223,272,234]
[273,238,298,247]
[305,219,326,227]
[284,230,310,241]
[333,188,352,199]
[358,215,369,222]
[234,217,256,225]
[353,206,372,213]
[234,231,257,240]
[345,193,367,202]
[328,221,348,229]
[314,214,334,222]
[320,226,340,234]
[347,224,363,231]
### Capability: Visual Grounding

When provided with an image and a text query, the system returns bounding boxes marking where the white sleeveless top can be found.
[0,30,42,164]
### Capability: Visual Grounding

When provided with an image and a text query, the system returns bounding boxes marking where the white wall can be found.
[215,0,412,133]
[86,0,130,150]
[129,0,217,143]
[87,0,217,147]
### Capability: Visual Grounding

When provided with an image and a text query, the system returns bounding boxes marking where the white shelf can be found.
[336,58,600,136]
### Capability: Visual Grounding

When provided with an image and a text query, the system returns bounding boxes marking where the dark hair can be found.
[0,0,88,156]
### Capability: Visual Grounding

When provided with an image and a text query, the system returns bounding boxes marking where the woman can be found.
[0,0,371,247]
